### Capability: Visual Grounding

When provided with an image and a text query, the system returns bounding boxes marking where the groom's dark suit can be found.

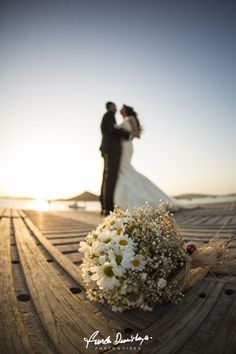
[100,111,130,215]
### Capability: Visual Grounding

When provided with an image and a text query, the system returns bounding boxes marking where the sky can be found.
[1,0,236,199]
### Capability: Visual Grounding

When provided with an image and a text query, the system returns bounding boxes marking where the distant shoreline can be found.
[174,193,236,200]
[1,192,236,202]
[0,191,99,202]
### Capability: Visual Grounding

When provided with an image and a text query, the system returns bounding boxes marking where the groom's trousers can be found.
[100,151,121,215]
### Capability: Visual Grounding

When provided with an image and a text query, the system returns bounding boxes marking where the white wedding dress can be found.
[114,118,179,210]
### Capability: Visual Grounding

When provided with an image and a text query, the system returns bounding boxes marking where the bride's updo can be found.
[123,105,142,134]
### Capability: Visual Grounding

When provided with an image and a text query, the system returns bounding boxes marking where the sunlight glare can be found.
[33,199,49,211]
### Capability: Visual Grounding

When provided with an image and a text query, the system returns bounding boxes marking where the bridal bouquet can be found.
[79,203,186,312]
[79,203,232,312]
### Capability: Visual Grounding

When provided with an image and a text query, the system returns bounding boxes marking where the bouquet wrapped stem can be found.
[176,238,235,291]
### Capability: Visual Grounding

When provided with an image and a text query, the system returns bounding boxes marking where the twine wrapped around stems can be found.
[173,228,236,291]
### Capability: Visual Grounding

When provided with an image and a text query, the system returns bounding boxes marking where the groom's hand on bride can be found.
[113,125,130,140]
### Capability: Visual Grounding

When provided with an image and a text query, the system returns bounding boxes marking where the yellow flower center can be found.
[119,239,128,246]
[115,255,122,265]
[103,266,114,277]
[110,220,116,226]
[132,259,140,267]
[104,238,111,244]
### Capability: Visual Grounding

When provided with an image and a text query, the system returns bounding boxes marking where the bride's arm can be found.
[129,116,140,138]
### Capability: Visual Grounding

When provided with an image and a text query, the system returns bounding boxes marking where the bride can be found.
[114,105,180,210]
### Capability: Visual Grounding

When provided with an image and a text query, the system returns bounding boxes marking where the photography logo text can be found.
[84,330,152,350]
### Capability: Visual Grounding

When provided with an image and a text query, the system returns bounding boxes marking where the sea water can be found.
[0,195,235,212]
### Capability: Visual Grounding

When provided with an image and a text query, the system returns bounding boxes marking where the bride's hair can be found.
[123,105,142,134]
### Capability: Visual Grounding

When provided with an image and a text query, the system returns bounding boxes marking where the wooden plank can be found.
[193,216,213,224]
[12,210,21,218]
[66,253,83,264]
[181,234,235,242]
[203,216,228,225]
[46,232,88,239]
[180,228,235,235]
[178,225,236,231]
[2,209,11,217]
[0,218,33,354]
[17,210,26,218]
[180,230,233,237]
[230,216,236,224]
[44,232,89,239]
[48,211,104,227]
[139,280,224,354]
[182,236,233,244]
[177,216,203,225]
[212,216,233,225]
[179,282,236,354]
[14,218,117,354]
[41,228,92,234]
[51,237,86,245]
[56,244,81,254]
[23,216,85,287]
[175,207,236,219]
[24,210,95,228]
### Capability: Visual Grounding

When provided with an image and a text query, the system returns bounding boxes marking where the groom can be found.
[100,102,130,215]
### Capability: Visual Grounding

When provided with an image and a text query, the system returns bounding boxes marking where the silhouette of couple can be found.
[100,102,176,216]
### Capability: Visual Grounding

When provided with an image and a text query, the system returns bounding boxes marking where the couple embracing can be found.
[100,102,176,216]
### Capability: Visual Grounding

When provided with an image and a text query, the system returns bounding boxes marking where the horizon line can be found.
[1,191,236,200]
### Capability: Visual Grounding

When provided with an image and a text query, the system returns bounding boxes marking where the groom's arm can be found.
[114,126,130,140]
[105,115,130,140]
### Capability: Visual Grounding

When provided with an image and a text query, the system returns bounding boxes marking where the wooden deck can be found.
[0,202,236,354]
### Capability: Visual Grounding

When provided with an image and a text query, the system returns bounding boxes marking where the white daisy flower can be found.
[130,254,146,271]
[108,248,134,276]
[117,234,135,248]
[90,262,120,290]
[98,230,114,243]
[92,230,117,252]
[114,222,126,236]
